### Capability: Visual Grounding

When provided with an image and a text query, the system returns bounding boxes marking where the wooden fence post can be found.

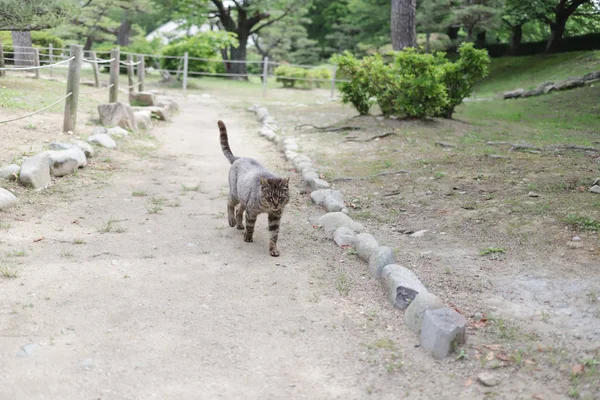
[0,38,5,77]
[109,48,120,103]
[126,54,135,96]
[262,57,269,97]
[33,48,40,79]
[330,64,337,100]
[182,52,189,95]
[48,43,54,77]
[91,51,100,88]
[137,54,145,92]
[63,45,83,133]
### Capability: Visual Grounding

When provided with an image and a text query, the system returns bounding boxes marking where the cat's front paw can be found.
[236,224,244,230]
[270,249,280,257]
[244,234,253,242]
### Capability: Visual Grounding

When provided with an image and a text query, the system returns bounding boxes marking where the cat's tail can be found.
[218,120,237,164]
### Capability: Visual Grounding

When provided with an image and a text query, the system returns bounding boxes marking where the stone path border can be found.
[247,105,466,359]
[502,70,600,99]
[0,92,179,210]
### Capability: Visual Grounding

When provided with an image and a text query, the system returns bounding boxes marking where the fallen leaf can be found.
[319,174,325,179]
[341,245,352,249]
[474,353,481,360]
[471,320,487,329]
[572,364,584,376]
[450,303,463,314]
[33,236,44,242]
[486,352,494,361]
[312,225,319,229]
[496,353,510,362]
[532,394,544,400]
[524,359,535,365]
[464,378,472,387]
[484,344,502,351]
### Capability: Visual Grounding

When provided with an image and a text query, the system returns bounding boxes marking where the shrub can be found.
[31,32,64,56]
[307,67,332,88]
[331,44,490,119]
[274,65,310,88]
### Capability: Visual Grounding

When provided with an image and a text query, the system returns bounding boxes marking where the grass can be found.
[0,222,10,230]
[73,238,86,245]
[565,214,600,232]
[336,272,350,296]
[146,197,166,214]
[480,247,506,256]
[181,182,203,192]
[132,190,147,197]
[6,249,26,257]
[98,217,126,234]
[0,264,18,279]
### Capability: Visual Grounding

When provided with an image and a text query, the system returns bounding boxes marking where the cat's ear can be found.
[260,177,269,187]
[282,177,290,187]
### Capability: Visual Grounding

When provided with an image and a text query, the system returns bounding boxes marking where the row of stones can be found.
[247,105,466,359]
[0,94,178,212]
[503,70,600,99]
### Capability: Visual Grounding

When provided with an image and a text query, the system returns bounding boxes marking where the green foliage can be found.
[332,43,490,119]
[160,32,238,74]
[31,31,64,56]
[307,67,332,87]
[274,65,332,89]
[0,0,75,30]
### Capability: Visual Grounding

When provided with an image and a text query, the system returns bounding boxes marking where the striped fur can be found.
[218,121,290,257]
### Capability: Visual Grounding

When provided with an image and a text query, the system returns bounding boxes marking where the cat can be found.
[218,120,290,257]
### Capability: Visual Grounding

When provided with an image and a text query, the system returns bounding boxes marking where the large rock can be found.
[48,149,84,177]
[381,264,428,309]
[368,246,396,278]
[0,188,18,211]
[355,233,379,262]
[107,126,129,138]
[131,106,171,121]
[49,143,88,166]
[0,164,20,181]
[156,97,179,114]
[255,107,269,122]
[553,78,584,91]
[521,88,544,98]
[88,134,117,149]
[333,227,355,247]
[302,169,319,183]
[420,308,467,359]
[310,178,330,190]
[317,212,365,232]
[589,185,600,194]
[129,92,156,106]
[20,153,51,189]
[134,110,152,131]
[98,102,137,131]
[284,151,299,161]
[503,88,525,99]
[404,292,445,333]
[71,140,94,158]
[537,81,555,93]
[311,189,345,212]
[583,71,600,82]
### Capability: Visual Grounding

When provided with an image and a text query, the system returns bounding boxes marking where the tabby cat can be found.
[218,120,290,257]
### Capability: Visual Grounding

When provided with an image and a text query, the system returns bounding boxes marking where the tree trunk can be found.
[84,36,94,51]
[475,31,486,48]
[11,31,34,67]
[425,32,431,53]
[546,14,568,53]
[510,25,523,55]
[391,0,417,50]
[447,26,460,40]
[227,36,248,79]
[118,15,132,46]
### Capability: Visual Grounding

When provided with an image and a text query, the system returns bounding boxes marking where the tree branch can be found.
[249,6,295,34]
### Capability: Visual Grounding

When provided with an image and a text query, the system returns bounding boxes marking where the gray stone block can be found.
[381,264,427,309]
[284,151,299,161]
[71,140,94,158]
[47,150,81,177]
[311,178,330,190]
[583,71,600,82]
[107,126,129,138]
[19,153,51,189]
[302,169,319,183]
[355,233,379,262]
[420,308,467,359]
[88,133,117,149]
[98,102,137,131]
[318,212,365,232]
[0,188,18,211]
[502,88,524,99]
[368,246,396,278]
[404,292,445,333]
[554,78,584,91]
[255,107,269,122]
[333,227,355,247]
[0,164,20,181]
[129,91,156,106]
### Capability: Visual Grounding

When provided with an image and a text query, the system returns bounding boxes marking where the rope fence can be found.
[0,92,72,125]
[0,57,74,71]
[80,83,114,95]
[82,57,115,64]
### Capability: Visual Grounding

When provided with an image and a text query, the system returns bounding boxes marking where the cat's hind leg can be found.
[235,204,245,230]
[227,195,238,227]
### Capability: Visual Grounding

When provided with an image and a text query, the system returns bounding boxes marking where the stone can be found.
[589,185,600,194]
[311,178,330,190]
[19,153,51,189]
[355,233,379,262]
[410,229,428,237]
[381,264,428,309]
[47,150,81,177]
[592,178,600,186]
[317,212,365,232]
[88,133,117,149]
[98,102,137,131]
[583,71,600,82]
[107,126,129,138]
[537,81,555,91]
[255,107,269,122]
[80,357,95,370]
[134,110,152,130]
[0,164,20,181]
[333,227,355,247]
[521,88,544,98]
[16,343,38,358]
[420,308,467,359]
[302,169,319,183]
[293,155,312,169]
[131,106,171,121]
[553,78,584,91]
[48,145,86,168]
[311,189,341,205]
[323,192,345,212]
[368,246,396,278]
[49,141,75,151]
[283,142,299,152]
[528,191,539,197]
[477,372,500,387]
[502,88,525,99]
[0,188,18,210]
[156,97,179,115]
[404,292,445,333]
[71,140,94,158]
[284,151,299,161]
[295,161,313,173]
[129,91,156,106]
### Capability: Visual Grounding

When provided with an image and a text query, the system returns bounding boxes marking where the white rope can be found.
[80,84,114,95]
[126,82,141,89]
[82,57,115,64]
[119,60,141,66]
[0,57,74,71]
[0,92,72,124]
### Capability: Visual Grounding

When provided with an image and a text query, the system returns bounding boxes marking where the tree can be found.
[0,0,74,65]
[543,0,593,52]
[501,0,554,54]
[115,1,151,46]
[156,0,310,79]
[416,0,451,52]
[252,22,320,65]
[391,0,417,50]
[451,0,503,46]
